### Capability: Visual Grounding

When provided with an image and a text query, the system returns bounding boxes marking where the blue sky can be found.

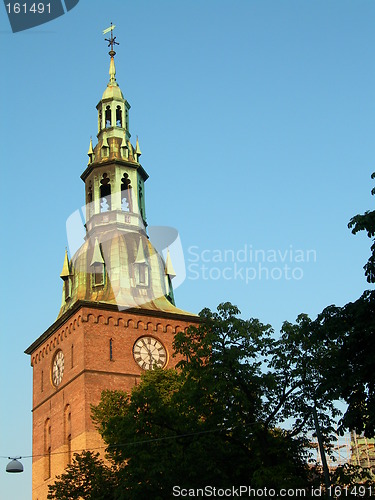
[0,1,374,498]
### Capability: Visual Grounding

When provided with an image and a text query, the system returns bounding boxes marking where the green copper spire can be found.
[109,53,117,85]
[135,239,147,264]
[56,26,196,320]
[90,238,104,266]
[60,249,70,279]
[165,249,176,278]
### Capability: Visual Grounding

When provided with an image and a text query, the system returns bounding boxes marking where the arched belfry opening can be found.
[121,173,132,212]
[138,179,146,224]
[98,109,102,131]
[88,184,93,204]
[116,105,122,127]
[105,105,111,128]
[87,183,93,218]
[100,173,111,212]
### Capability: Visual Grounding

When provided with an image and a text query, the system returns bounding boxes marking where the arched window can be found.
[110,338,113,361]
[116,106,122,127]
[88,184,93,218]
[67,434,71,465]
[64,405,72,466]
[138,180,145,223]
[100,173,111,212]
[121,173,132,212]
[105,106,111,128]
[44,418,51,479]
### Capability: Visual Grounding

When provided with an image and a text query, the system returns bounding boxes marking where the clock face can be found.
[133,336,167,370]
[52,351,65,387]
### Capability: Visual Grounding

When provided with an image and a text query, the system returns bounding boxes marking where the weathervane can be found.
[103,22,119,55]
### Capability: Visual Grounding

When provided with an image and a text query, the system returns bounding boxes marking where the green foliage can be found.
[309,290,375,437]
[48,286,374,497]
[47,451,117,499]
[89,303,313,496]
[331,463,375,489]
[267,313,341,448]
[50,303,319,498]
[348,172,375,283]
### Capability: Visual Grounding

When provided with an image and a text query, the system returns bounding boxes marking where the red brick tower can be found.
[25,28,198,500]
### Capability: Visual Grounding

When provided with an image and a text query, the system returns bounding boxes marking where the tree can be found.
[348,172,375,283]
[91,304,314,497]
[266,314,341,446]
[49,303,319,499]
[309,290,375,437]
[172,303,314,489]
[319,171,375,435]
[49,300,375,498]
[47,451,117,500]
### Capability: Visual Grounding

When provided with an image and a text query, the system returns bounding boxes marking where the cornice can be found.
[80,159,149,183]
[25,300,200,356]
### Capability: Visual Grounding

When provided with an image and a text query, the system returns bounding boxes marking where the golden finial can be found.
[103,22,119,57]
[103,23,119,84]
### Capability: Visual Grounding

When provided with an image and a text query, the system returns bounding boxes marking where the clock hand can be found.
[140,340,154,367]
[141,340,153,358]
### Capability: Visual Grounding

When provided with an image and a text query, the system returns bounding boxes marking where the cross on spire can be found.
[103,22,119,55]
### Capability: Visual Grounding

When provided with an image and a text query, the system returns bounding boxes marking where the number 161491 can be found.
[5,3,51,14]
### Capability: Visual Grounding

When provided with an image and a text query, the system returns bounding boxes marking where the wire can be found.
[0,424,250,461]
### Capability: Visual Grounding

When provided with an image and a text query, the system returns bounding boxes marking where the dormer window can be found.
[139,264,146,284]
[134,239,149,287]
[64,277,71,300]
[90,238,105,287]
[92,263,105,286]
[60,251,71,301]
[135,262,149,286]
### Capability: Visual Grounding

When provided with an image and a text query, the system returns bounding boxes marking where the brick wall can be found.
[29,305,198,499]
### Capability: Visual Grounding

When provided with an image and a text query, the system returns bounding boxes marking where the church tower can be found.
[25,28,198,500]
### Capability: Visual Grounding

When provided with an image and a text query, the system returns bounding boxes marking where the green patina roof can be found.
[55,42,195,321]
